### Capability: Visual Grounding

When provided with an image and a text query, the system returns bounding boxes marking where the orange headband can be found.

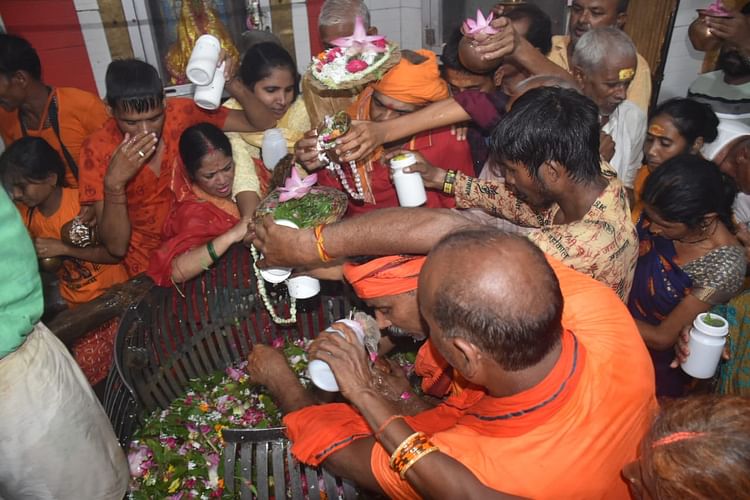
[343,255,426,299]
[652,431,706,448]
[372,49,449,105]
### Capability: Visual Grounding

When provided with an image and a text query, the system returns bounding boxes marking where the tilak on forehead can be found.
[648,123,666,137]
[619,68,635,81]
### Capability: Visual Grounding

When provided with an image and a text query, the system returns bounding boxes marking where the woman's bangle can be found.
[390,431,424,469]
[375,415,404,439]
[207,240,219,263]
[399,445,439,479]
[314,224,333,262]
[442,170,457,195]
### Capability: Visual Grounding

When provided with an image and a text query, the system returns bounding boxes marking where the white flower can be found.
[188,461,196,470]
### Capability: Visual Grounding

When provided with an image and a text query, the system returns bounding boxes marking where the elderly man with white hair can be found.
[572,27,646,198]
[703,118,750,228]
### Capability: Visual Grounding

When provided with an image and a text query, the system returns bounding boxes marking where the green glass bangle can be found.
[207,240,219,263]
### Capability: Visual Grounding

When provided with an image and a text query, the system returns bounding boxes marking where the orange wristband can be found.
[314,224,333,262]
[375,415,404,439]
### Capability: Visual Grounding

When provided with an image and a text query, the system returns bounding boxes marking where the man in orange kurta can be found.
[274,231,657,498]
[0,34,109,187]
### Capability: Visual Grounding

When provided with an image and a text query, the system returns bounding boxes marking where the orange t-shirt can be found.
[21,187,128,307]
[0,87,109,188]
[78,98,229,276]
[370,257,658,499]
[631,165,650,223]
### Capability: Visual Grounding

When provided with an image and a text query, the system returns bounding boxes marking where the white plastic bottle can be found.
[390,152,427,207]
[681,312,729,379]
[307,319,365,391]
[261,129,288,171]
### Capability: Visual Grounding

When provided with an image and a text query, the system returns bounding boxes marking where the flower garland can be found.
[250,244,297,325]
[326,160,365,201]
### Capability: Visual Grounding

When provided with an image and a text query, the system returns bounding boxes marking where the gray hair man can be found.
[572,27,646,195]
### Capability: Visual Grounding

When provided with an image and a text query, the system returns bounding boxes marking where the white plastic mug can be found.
[193,62,225,110]
[262,128,289,171]
[390,152,427,207]
[186,34,221,86]
[308,319,365,392]
[258,219,298,283]
[681,313,729,379]
[285,275,320,299]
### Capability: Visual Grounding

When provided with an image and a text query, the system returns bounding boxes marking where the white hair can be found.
[318,0,371,29]
[571,27,636,73]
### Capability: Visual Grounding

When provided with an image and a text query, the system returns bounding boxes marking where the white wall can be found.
[365,0,423,50]
[657,0,706,104]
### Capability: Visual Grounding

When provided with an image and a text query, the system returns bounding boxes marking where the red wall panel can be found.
[0,0,97,93]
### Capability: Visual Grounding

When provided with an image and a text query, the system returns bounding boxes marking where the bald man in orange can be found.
[248,229,657,498]
[295,50,475,216]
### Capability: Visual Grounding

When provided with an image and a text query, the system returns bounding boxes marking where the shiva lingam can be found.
[316,111,365,200]
[689,1,732,52]
[39,257,62,273]
[459,9,503,74]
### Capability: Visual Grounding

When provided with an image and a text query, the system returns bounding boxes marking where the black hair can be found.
[440,27,491,75]
[0,137,66,188]
[490,86,601,183]
[505,4,553,55]
[178,123,232,180]
[105,59,164,114]
[743,2,750,15]
[652,98,719,146]
[0,34,41,80]
[430,229,563,371]
[642,154,737,232]
[239,42,299,99]
[617,0,630,14]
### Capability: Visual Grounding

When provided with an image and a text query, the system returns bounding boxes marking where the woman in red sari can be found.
[147,123,248,286]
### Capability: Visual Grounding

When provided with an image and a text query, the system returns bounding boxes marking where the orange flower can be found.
[199,402,209,412]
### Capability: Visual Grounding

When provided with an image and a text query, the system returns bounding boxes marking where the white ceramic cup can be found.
[194,62,225,110]
[186,34,221,86]
[390,152,427,207]
[308,319,365,392]
[286,275,320,299]
[258,219,298,283]
[681,312,729,379]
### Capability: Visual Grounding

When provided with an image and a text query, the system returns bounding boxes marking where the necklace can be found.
[250,245,297,325]
[328,160,365,200]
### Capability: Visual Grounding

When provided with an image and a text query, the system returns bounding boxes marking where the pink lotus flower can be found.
[346,59,369,73]
[278,168,317,202]
[331,16,388,55]
[225,366,244,381]
[128,444,153,478]
[271,337,285,349]
[463,9,499,35]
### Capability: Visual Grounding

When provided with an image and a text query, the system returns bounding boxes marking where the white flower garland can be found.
[250,245,297,325]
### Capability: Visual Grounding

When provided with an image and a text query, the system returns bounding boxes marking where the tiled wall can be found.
[364,0,423,50]
[657,0,706,103]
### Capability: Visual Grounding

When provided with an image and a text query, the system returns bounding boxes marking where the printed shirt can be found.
[20,187,128,306]
[0,87,110,187]
[454,166,638,301]
[688,70,750,126]
[548,35,652,114]
[78,98,228,276]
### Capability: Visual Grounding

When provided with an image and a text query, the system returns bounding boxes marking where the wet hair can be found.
[651,98,719,147]
[0,137,66,189]
[105,59,164,114]
[239,42,299,99]
[319,0,370,29]
[641,395,750,499]
[178,123,232,180]
[491,86,601,183]
[505,4,553,55]
[0,34,41,80]
[429,229,563,371]
[642,155,737,232]
[571,27,636,73]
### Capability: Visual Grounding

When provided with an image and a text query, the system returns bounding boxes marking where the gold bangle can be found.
[390,431,423,469]
[442,169,457,195]
[399,445,439,480]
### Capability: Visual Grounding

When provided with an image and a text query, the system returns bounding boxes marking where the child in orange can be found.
[0,136,128,387]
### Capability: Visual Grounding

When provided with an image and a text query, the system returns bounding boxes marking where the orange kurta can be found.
[78,98,228,276]
[21,187,128,306]
[285,256,657,499]
[0,87,109,188]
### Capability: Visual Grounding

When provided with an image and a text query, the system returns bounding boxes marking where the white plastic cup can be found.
[258,219,298,283]
[193,62,225,110]
[308,319,365,392]
[186,34,221,86]
[285,275,320,299]
[681,313,729,379]
[261,128,289,171]
[390,152,427,207]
